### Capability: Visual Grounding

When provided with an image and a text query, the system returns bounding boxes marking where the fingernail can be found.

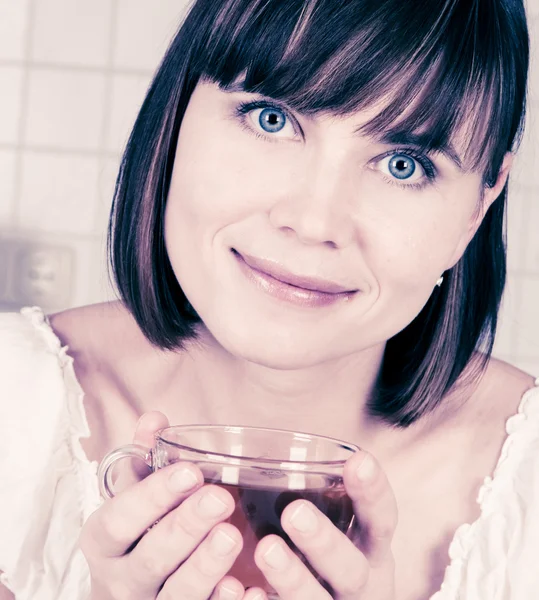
[198,491,229,517]
[211,529,237,556]
[289,502,318,534]
[263,541,289,570]
[168,467,199,492]
[356,454,376,482]
[218,584,239,600]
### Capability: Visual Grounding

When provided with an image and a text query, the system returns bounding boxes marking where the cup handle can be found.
[97,444,153,499]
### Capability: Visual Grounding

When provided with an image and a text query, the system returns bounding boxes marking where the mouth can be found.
[231,249,358,308]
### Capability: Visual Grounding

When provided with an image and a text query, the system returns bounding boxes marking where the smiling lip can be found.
[232,249,358,308]
[235,251,357,294]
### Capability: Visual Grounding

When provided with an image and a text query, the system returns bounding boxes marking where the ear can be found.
[446,152,514,269]
[482,152,514,210]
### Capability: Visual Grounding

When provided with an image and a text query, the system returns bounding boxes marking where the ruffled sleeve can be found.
[431,379,539,600]
[0,307,101,600]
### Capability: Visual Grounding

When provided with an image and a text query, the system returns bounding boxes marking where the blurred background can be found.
[0,0,538,375]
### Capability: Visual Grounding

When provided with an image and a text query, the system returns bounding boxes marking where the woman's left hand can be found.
[254,450,398,599]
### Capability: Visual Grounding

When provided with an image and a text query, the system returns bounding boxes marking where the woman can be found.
[0,0,534,598]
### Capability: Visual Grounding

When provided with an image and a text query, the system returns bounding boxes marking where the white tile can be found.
[527,3,539,22]
[31,0,112,66]
[0,0,29,60]
[24,69,106,150]
[113,0,191,69]
[96,157,120,234]
[512,101,539,187]
[106,73,151,152]
[505,183,529,271]
[19,152,100,235]
[494,273,521,357]
[512,358,539,377]
[528,17,539,103]
[514,276,539,357]
[524,186,539,272]
[0,66,24,144]
[69,235,115,307]
[0,149,17,226]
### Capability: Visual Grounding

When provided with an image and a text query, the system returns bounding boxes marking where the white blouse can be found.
[0,307,538,599]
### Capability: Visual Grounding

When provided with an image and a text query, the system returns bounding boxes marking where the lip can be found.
[232,250,358,309]
[234,250,357,294]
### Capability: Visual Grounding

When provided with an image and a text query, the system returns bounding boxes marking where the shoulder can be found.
[441,356,535,426]
[455,357,538,465]
[438,357,536,460]
[48,301,160,459]
[477,357,537,415]
[48,300,160,399]
[437,362,539,598]
[454,356,537,431]
[48,300,136,362]
[48,300,150,391]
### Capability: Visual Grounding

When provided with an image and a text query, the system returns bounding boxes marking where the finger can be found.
[113,411,171,492]
[343,450,398,566]
[209,576,245,600]
[242,588,268,600]
[159,523,243,600]
[80,461,203,559]
[134,411,170,446]
[254,535,332,600]
[281,500,369,599]
[130,411,171,480]
[125,484,236,596]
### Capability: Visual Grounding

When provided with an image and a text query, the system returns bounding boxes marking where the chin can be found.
[202,314,346,370]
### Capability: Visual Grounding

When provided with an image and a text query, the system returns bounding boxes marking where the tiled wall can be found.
[0,0,191,309]
[0,0,538,376]
[496,1,539,377]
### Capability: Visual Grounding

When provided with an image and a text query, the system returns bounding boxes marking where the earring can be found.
[436,276,444,287]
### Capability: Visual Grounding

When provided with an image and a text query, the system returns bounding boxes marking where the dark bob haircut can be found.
[108,0,529,427]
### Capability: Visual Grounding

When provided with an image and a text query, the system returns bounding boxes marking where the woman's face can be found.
[165,80,507,369]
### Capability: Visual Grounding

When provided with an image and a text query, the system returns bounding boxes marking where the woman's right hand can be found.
[80,412,264,600]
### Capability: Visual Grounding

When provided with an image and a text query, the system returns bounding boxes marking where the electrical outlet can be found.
[0,240,74,310]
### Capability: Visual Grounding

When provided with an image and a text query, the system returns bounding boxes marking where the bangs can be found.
[191,0,528,181]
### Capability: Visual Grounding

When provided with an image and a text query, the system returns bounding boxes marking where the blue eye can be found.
[388,154,416,180]
[374,150,436,190]
[235,100,299,140]
[258,107,287,133]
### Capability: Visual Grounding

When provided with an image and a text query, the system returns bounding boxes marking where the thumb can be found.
[133,410,170,446]
[113,411,171,492]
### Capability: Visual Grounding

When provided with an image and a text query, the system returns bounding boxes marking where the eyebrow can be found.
[220,81,299,114]
[221,83,465,171]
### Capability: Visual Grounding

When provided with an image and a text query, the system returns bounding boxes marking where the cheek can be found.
[168,113,290,231]
[164,117,284,297]
[397,222,458,272]
[358,203,466,290]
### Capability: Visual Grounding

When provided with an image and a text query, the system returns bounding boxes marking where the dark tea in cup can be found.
[210,475,354,590]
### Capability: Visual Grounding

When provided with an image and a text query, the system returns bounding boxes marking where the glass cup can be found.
[97,425,359,599]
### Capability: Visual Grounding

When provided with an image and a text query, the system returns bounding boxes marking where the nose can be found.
[268,158,356,249]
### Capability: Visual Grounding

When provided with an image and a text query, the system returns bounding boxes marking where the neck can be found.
[172,324,392,446]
